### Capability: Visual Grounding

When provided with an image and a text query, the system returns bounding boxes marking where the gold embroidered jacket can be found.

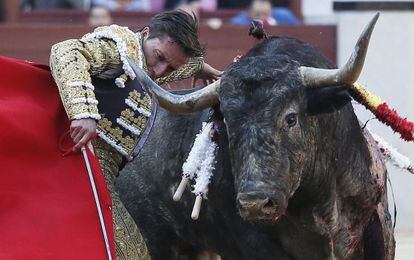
[50,25,204,159]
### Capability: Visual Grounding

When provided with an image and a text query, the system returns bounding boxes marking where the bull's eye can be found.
[285,113,297,127]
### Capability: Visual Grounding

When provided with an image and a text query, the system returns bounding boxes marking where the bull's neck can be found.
[301,104,374,204]
[291,105,382,258]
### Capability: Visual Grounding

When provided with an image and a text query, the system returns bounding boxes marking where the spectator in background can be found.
[88,5,113,27]
[151,0,166,12]
[251,0,277,25]
[231,0,300,26]
[91,0,151,11]
[176,1,200,20]
[21,0,89,11]
[176,1,223,30]
[166,0,216,12]
[218,0,250,9]
[164,0,182,10]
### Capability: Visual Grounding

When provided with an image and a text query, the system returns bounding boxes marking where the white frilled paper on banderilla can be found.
[173,122,218,220]
[367,128,413,174]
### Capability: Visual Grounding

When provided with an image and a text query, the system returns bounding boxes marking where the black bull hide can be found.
[117,36,395,259]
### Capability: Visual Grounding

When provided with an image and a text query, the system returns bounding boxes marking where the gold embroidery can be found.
[63,87,95,101]
[156,56,204,85]
[50,38,121,119]
[128,90,152,113]
[119,109,148,134]
[71,103,100,117]
[50,25,144,120]
[94,138,150,260]
[96,88,152,158]
[97,118,135,153]
[84,26,146,84]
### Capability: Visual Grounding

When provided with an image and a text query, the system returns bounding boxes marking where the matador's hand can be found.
[70,119,97,151]
[192,62,222,88]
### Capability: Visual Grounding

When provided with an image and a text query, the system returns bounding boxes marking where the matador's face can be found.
[141,28,189,79]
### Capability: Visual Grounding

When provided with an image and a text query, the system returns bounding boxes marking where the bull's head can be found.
[128,13,379,221]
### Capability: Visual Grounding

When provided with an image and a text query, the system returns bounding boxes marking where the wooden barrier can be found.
[0,24,335,88]
[0,24,336,65]
[17,9,244,25]
[3,1,303,24]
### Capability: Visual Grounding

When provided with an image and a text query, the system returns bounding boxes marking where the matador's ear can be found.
[141,27,150,40]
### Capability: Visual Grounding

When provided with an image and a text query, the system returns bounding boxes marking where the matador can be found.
[49,10,221,259]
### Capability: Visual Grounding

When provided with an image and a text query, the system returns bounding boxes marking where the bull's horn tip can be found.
[367,12,380,31]
[372,12,380,25]
[366,13,379,30]
[357,12,379,48]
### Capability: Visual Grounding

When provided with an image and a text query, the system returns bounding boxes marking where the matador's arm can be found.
[50,37,122,120]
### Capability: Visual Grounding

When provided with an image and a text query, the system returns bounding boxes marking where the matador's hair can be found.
[144,10,204,58]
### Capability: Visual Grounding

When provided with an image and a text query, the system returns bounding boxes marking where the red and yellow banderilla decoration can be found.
[349,82,414,142]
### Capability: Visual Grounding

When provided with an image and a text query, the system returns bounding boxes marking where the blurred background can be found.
[0,0,413,258]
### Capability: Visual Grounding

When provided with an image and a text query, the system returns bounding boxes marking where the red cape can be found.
[0,56,115,259]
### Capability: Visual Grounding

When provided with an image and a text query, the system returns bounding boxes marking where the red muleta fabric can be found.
[0,56,115,259]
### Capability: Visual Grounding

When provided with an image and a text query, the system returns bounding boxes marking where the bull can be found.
[117,13,395,259]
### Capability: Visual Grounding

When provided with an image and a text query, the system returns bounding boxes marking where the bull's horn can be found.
[300,12,379,88]
[127,57,220,114]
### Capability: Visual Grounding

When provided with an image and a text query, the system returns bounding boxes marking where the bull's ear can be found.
[305,85,351,115]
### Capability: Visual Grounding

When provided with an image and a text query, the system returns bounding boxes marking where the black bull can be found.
[117,36,395,259]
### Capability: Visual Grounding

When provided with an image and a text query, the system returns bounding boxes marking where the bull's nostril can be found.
[261,198,278,215]
[263,199,274,209]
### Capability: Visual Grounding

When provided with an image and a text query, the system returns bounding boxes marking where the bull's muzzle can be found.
[237,192,284,221]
